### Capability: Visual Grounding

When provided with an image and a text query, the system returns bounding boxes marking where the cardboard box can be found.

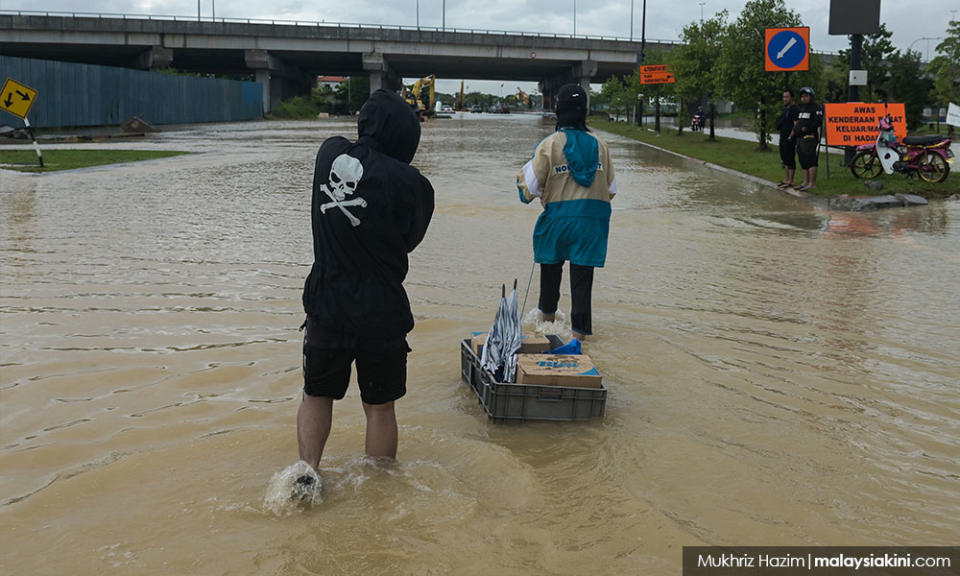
[471,332,553,357]
[516,354,603,388]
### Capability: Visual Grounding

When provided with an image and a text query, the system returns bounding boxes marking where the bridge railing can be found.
[0,8,683,45]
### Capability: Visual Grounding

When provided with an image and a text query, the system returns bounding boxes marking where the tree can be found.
[715,0,820,149]
[335,76,370,114]
[929,18,960,124]
[669,11,728,139]
[882,50,932,130]
[600,76,632,121]
[837,23,896,102]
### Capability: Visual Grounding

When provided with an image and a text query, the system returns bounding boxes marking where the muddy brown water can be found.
[2,114,958,575]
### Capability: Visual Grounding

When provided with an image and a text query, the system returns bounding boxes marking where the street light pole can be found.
[699,2,705,23]
[416,0,420,28]
[907,37,943,62]
[641,0,646,59]
[442,0,446,30]
[630,0,634,41]
[574,0,577,36]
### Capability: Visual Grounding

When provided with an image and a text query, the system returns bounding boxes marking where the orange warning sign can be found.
[639,65,675,85]
[824,102,907,146]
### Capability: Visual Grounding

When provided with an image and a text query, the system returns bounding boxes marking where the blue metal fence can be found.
[0,55,263,128]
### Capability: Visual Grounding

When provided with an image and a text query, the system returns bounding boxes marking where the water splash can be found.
[263,460,322,516]
[522,308,572,342]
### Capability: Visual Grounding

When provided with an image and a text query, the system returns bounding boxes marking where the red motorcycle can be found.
[850,115,953,184]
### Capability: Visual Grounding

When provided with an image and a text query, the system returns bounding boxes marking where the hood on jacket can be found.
[560,128,599,188]
[357,89,421,164]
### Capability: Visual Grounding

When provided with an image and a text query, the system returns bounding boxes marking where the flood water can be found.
[2,114,958,575]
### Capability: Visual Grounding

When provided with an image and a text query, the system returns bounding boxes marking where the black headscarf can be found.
[555,83,588,131]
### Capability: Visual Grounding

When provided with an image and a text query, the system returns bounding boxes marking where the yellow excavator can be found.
[403,75,436,120]
[516,87,530,108]
[456,80,466,111]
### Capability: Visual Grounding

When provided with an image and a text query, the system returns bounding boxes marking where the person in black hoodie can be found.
[297,89,434,477]
[790,86,822,191]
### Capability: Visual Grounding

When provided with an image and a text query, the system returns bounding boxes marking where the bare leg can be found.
[785,168,795,184]
[541,312,555,322]
[573,330,587,341]
[362,401,397,460]
[297,394,333,472]
[807,166,818,189]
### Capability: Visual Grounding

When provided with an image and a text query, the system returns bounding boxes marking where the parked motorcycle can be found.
[850,115,953,184]
[690,113,705,132]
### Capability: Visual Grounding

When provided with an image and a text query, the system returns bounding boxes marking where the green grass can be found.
[0,149,190,173]
[596,119,959,197]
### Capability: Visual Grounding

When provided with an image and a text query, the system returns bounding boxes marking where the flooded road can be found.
[2,113,958,575]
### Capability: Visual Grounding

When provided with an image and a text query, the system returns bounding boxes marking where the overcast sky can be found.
[1,0,953,93]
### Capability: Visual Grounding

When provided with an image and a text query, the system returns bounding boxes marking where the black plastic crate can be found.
[460,336,607,422]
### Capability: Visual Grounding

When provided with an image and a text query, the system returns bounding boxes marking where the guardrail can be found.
[0,8,682,44]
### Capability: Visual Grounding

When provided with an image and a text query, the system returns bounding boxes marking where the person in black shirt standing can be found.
[791,86,822,191]
[775,89,799,188]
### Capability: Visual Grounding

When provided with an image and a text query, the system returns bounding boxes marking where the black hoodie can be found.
[302,89,435,339]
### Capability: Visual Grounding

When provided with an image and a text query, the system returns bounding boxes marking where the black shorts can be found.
[797,136,819,169]
[779,137,796,169]
[302,316,410,405]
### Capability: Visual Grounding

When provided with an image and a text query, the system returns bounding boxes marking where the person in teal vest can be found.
[516,83,617,340]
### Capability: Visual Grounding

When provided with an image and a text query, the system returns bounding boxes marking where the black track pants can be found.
[538,262,594,336]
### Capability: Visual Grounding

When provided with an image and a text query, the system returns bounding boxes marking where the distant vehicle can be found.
[469,104,483,113]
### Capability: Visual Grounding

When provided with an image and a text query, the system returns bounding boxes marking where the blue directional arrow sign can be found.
[764,27,810,72]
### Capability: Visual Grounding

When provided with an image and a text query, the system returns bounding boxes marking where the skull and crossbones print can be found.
[319,154,366,227]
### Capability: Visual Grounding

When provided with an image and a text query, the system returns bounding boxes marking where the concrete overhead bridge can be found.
[0,11,680,111]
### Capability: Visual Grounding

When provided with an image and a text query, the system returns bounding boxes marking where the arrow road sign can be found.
[764,27,810,72]
[776,37,798,60]
[1,78,38,119]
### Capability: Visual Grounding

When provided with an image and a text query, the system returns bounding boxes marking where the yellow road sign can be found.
[1,78,38,119]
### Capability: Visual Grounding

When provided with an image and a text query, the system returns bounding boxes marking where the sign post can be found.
[828,0,881,165]
[1,77,42,167]
[639,65,675,133]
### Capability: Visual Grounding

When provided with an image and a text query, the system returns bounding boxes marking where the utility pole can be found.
[573,0,577,35]
[442,0,445,30]
[844,33,863,165]
[637,0,647,126]
[699,2,705,23]
[630,0,634,41]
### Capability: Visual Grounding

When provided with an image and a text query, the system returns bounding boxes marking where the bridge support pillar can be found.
[362,52,402,94]
[245,49,310,114]
[572,60,598,109]
[136,46,174,70]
